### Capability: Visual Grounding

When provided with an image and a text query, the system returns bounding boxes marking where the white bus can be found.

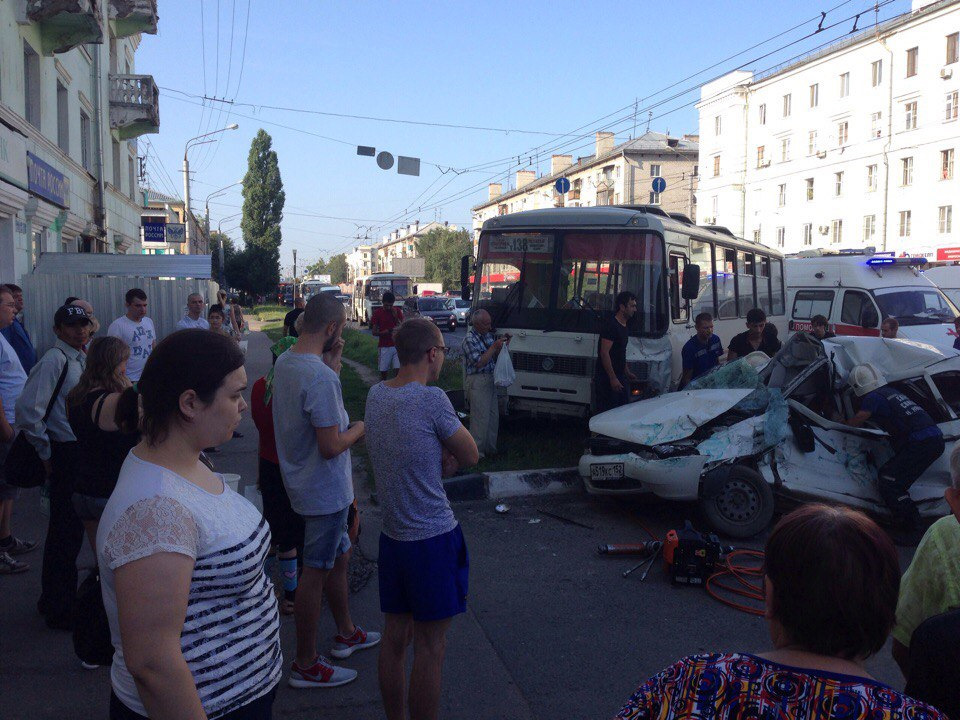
[351,272,412,325]
[464,206,787,417]
[300,279,340,301]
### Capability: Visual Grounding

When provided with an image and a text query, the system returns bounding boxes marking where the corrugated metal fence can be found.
[22,274,219,355]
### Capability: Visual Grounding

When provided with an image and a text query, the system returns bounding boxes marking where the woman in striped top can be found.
[98,329,281,719]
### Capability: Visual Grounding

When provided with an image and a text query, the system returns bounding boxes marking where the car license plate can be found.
[590,463,624,480]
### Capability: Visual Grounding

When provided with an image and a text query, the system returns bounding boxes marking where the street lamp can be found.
[204,178,243,254]
[182,123,239,251]
[215,211,242,288]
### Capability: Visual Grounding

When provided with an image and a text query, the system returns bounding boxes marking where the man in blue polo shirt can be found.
[0,284,36,374]
[680,312,724,388]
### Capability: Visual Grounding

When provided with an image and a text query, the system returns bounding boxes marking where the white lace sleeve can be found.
[102,496,200,570]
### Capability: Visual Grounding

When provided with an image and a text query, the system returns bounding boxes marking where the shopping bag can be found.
[494,345,516,388]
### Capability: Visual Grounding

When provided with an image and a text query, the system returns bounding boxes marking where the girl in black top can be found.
[67,336,139,553]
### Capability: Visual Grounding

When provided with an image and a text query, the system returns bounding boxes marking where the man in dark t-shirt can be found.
[283,296,305,338]
[595,291,637,413]
[727,307,781,360]
[680,312,724,387]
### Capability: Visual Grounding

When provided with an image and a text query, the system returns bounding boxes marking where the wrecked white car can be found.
[579,334,960,537]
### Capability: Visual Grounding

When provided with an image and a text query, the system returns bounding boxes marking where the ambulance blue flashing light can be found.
[865,256,927,267]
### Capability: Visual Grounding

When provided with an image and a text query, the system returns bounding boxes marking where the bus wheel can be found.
[699,465,773,539]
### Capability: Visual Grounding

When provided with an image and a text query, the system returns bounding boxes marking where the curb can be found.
[443,467,582,502]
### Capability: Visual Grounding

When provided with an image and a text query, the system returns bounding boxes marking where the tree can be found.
[236,129,285,295]
[304,258,326,277]
[327,253,348,284]
[416,227,471,291]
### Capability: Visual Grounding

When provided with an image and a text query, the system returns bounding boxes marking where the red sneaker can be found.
[287,655,357,689]
[330,625,382,658]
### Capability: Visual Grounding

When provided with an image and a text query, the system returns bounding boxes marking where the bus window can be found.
[737,251,756,316]
[771,258,785,315]
[715,246,737,319]
[757,256,772,314]
[689,238,714,317]
[669,254,688,323]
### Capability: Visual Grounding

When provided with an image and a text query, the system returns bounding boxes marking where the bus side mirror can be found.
[460,255,473,302]
[681,264,701,300]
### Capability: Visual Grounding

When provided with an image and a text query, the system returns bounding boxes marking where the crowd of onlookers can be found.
[4,284,960,719]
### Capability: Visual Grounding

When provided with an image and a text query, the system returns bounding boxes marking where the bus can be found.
[300,279,340,302]
[351,272,412,324]
[464,206,787,417]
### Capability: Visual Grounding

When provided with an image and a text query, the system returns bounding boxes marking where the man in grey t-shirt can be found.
[272,293,380,689]
[365,318,479,720]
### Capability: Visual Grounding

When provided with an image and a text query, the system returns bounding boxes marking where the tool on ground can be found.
[597,541,662,555]
[706,549,766,616]
[621,541,662,579]
[662,521,726,586]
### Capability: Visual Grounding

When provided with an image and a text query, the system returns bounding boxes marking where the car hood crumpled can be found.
[588,388,754,446]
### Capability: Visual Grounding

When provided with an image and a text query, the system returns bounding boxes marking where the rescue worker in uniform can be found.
[843,363,944,530]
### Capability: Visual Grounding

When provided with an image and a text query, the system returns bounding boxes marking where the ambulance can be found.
[785,251,959,352]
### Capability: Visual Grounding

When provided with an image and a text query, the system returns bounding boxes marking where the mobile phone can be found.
[323,334,338,353]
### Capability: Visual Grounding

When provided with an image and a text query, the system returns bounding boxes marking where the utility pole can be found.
[293,249,297,283]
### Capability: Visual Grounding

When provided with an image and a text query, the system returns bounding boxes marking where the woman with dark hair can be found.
[96,330,281,719]
[67,336,138,552]
[614,504,945,720]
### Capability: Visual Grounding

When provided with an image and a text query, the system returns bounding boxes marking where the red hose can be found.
[706,549,766,616]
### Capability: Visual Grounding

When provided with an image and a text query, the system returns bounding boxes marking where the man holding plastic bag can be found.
[462,309,510,459]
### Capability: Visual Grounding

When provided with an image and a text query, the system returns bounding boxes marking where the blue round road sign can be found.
[555,177,571,194]
[652,176,667,193]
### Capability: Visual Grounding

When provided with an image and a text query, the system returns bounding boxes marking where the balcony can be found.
[108,0,157,37]
[109,74,159,139]
[23,0,104,55]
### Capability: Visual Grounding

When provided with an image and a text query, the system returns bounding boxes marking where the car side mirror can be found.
[681,264,701,300]
[461,254,473,302]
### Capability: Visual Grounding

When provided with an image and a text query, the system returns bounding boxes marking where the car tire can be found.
[699,465,774,539]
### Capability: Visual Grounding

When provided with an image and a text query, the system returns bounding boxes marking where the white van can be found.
[785,252,958,351]
[923,265,960,308]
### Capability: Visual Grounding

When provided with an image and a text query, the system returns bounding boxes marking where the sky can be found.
[137,0,914,276]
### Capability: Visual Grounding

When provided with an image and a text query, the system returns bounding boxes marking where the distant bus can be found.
[301,279,340,301]
[351,272,411,324]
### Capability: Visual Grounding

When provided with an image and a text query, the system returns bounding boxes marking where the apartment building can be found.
[346,243,375,283]
[372,220,459,272]
[0,0,159,285]
[697,0,960,259]
[471,131,700,235]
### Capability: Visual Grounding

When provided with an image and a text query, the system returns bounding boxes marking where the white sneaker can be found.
[288,655,357,688]
[330,625,382,659]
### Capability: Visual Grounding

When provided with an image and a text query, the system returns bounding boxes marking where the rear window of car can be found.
[791,290,834,320]
[419,299,448,311]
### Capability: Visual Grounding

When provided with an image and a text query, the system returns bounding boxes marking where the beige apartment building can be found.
[471,131,699,235]
[373,220,459,272]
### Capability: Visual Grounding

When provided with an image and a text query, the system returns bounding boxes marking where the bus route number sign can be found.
[488,234,553,255]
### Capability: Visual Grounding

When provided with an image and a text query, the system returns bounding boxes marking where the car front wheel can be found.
[699,465,774,539]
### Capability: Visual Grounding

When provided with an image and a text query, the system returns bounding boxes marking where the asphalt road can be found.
[2,327,914,720]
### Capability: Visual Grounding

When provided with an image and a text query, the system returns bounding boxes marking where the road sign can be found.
[391,257,426,277]
[555,177,571,194]
[652,176,667,194]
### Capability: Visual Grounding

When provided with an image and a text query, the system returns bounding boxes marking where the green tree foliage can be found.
[235,129,285,295]
[326,253,348,284]
[416,227,471,290]
[304,258,326,277]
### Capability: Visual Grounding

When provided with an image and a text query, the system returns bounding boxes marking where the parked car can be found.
[447,298,471,326]
[579,333,958,538]
[403,295,457,332]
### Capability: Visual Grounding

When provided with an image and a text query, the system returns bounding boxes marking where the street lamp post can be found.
[182,124,239,252]
[204,179,243,255]
[216,212,242,289]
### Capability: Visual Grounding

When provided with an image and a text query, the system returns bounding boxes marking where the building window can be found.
[776,227,785,248]
[905,101,918,130]
[714,115,722,135]
[713,155,721,177]
[783,93,792,117]
[948,32,959,65]
[907,47,919,77]
[80,110,91,172]
[834,171,844,197]
[839,72,850,98]
[867,164,878,191]
[943,149,955,180]
[778,184,786,207]
[803,223,813,246]
[805,178,814,201]
[571,178,581,199]
[56,82,69,153]
[711,195,718,219]
[650,164,661,177]
[872,59,883,87]
[23,41,40,129]
[837,121,849,146]
[899,210,912,237]
[753,229,761,244]
[902,156,914,186]
[759,104,766,125]
[649,191,661,205]
[940,205,954,233]
[863,215,876,242]
[780,138,791,162]
[831,219,843,245]
[112,140,121,187]
[810,83,819,107]
[947,91,959,121]
[871,111,883,138]
[808,130,818,155]
[128,154,136,202]
[756,146,766,167]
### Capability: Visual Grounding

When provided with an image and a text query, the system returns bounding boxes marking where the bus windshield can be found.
[874,287,959,325]
[368,278,410,301]
[474,230,667,336]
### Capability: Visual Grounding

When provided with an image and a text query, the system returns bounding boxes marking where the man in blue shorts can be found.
[680,312,724,387]
[365,318,479,720]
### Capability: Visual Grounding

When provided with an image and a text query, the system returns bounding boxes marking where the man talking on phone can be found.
[272,293,381,688]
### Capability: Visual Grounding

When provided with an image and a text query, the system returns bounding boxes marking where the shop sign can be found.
[26,152,69,208]
[0,125,28,190]
[937,247,960,262]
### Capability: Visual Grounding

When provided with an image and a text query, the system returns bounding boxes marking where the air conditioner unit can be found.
[872,130,882,138]
[818,225,830,235]
[942,67,954,79]
[816,150,827,159]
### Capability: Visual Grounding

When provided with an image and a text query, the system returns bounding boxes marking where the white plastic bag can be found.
[494,345,516,388]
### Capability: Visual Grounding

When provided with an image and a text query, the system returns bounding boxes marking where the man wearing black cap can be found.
[15,305,90,628]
